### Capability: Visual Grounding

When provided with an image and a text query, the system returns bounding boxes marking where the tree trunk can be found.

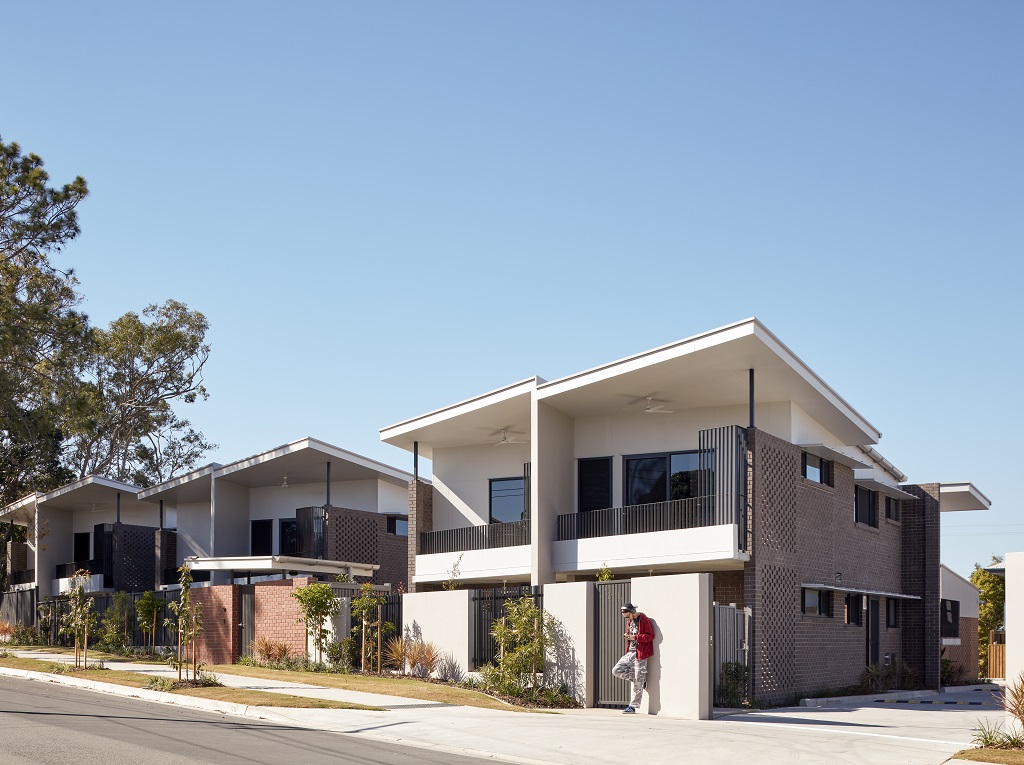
[377,606,382,674]
[361,618,367,673]
[177,628,182,681]
[83,620,88,670]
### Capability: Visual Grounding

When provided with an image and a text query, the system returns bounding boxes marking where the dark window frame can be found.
[856,486,879,528]
[846,593,863,626]
[885,496,901,522]
[386,515,409,536]
[940,599,959,637]
[887,598,901,629]
[279,518,298,556]
[578,456,613,513]
[622,449,703,506]
[74,531,91,562]
[250,519,273,557]
[801,452,834,487]
[802,588,833,618]
[489,476,526,524]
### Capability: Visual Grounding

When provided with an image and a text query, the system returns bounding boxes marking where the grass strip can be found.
[0,656,382,710]
[954,749,1024,764]
[211,664,532,712]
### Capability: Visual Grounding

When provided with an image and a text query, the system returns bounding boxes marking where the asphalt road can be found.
[0,676,484,765]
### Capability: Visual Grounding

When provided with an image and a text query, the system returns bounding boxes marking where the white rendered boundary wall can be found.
[1006,552,1024,696]
[400,573,712,719]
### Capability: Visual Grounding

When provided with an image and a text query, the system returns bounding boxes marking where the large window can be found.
[856,486,878,528]
[802,452,834,486]
[279,518,298,556]
[802,588,832,617]
[578,457,612,513]
[624,451,704,506]
[940,599,960,637]
[490,478,526,524]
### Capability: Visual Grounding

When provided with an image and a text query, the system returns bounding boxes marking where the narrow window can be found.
[578,457,613,513]
[940,599,959,637]
[887,598,901,629]
[856,486,878,528]
[251,519,273,556]
[279,518,298,556]
[885,496,900,521]
[846,593,863,626]
[802,453,834,486]
[74,532,91,562]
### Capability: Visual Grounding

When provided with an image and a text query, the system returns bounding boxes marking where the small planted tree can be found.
[487,595,555,697]
[61,570,93,669]
[292,581,340,664]
[99,591,133,653]
[135,591,164,653]
[350,583,393,672]
[596,563,614,582]
[166,565,202,681]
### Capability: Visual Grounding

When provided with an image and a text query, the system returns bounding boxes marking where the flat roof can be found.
[939,483,991,512]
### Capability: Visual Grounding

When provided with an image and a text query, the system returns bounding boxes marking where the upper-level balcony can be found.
[416,519,532,585]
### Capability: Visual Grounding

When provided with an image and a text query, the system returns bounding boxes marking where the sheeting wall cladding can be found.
[745,429,912,704]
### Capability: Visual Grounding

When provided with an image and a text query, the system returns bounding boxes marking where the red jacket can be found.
[627,613,655,660]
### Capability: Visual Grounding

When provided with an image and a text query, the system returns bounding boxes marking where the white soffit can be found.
[939,483,991,512]
[799,444,872,470]
[379,378,537,458]
[853,478,916,500]
[138,463,219,503]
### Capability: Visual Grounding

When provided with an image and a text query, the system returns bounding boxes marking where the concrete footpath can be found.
[2,652,1004,765]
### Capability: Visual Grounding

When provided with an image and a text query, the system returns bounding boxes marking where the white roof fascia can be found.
[536,318,758,398]
[137,463,220,501]
[533,318,882,444]
[379,378,540,442]
[1,492,41,516]
[858,445,908,483]
[37,475,143,505]
[213,437,413,484]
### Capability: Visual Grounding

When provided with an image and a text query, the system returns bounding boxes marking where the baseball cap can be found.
[620,603,637,613]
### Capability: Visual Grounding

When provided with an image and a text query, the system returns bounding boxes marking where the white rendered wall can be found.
[553,525,741,574]
[377,480,408,515]
[543,581,594,706]
[1005,552,1024,689]
[533,400,574,586]
[36,507,73,598]
[402,590,474,674]
[176,501,212,560]
[414,546,531,584]
[430,444,530,531]
[632,573,713,720]
[248,479,379,519]
[72,505,157,535]
[940,567,981,620]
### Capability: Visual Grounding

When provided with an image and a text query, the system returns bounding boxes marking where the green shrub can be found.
[715,661,750,707]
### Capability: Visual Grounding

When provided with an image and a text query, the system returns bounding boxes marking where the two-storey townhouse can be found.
[380,318,989,702]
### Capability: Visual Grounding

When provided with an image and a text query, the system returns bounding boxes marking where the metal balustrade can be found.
[556,494,744,540]
[419,518,531,555]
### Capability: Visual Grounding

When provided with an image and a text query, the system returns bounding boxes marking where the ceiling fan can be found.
[638,396,674,415]
[492,427,527,446]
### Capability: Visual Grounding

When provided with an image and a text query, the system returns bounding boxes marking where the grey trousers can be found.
[612,650,647,708]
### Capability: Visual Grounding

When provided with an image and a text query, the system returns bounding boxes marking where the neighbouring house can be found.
[939,564,980,681]
[137,437,413,588]
[380,317,990,707]
[0,475,171,624]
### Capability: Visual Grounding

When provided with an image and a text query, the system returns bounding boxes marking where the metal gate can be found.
[595,580,632,708]
[713,603,751,705]
[239,584,255,657]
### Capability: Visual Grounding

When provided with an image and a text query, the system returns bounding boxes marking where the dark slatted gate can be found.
[239,584,255,657]
[595,580,632,708]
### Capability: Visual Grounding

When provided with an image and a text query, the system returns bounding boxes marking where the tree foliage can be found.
[0,135,214,505]
[292,581,340,664]
[971,556,1006,676]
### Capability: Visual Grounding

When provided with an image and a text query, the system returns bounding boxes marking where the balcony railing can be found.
[8,569,35,586]
[55,560,98,580]
[420,519,531,555]
[556,495,744,541]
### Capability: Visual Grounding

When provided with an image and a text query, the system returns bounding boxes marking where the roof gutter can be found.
[858,445,908,483]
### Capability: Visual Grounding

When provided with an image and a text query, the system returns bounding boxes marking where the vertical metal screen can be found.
[595,580,632,708]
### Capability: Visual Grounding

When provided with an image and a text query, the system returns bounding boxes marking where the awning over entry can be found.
[184,555,378,579]
[800,583,921,600]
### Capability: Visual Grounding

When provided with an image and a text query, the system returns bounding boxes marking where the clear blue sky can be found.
[6,3,1021,579]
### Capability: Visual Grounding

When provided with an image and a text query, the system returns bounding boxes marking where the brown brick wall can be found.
[746,429,911,703]
[899,483,941,688]
[6,542,28,573]
[192,584,240,665]
[407,480,433,593]
[323,506,408,587]
[714,571,745,607]
[253,576,311,659]
[944,617,980,682]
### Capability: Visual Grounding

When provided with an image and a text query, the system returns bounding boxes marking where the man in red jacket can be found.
[612,602,654,714]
